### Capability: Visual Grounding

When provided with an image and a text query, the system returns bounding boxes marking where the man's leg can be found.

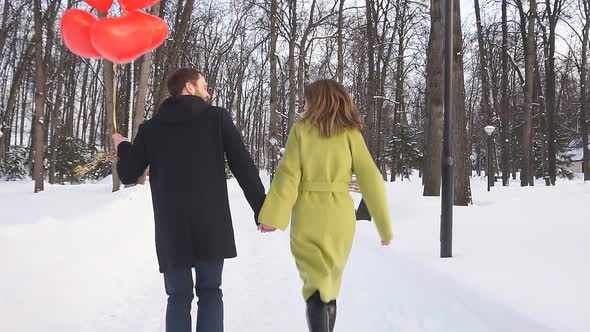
[164,268,194,332]
[194,259,224,332]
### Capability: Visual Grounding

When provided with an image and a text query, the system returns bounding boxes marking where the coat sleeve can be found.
[349,129,393,241]
[116,124,149,185]
[221,109,266,224]
[258,124,302,230]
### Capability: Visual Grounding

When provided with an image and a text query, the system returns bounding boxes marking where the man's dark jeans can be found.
[164,259,224,332]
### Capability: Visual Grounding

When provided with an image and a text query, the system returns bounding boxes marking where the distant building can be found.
[566,136,588,174]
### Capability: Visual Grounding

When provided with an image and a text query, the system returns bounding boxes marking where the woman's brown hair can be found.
[303,79,364,137]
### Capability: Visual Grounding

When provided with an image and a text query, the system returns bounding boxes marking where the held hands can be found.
[258,224,277,233]
[112,133,129,150]
[257,223,390,246]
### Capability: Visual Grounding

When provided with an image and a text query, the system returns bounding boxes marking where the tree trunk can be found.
[32,0,45,193]
[500,0,510,186]
[77,62,90,141]
[88,64,101,148]
[156,0,193,106]
[544,0,563,186]
[473,0,492,128]
[521,0,535,187]
[534,58,548,184]
[295,0,319,121]
[0,42,33,161]
[452,0,471,205]
[423,0,444,196]
[337,0,345,84]
[365,0,377,157]
[581,0,590,181]
[268,0,279,178]
[132,4,160,185]
[390,0,408,182]
[48,51,69,184]
[151,0,168,109]
[474,0,493,186]
[64,67,76,138]
[0,0,10,51]
[104,60,121,192]
[287,0,297,132]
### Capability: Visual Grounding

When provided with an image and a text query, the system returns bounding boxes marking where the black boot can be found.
[306,292,329,332]
[327,299,337,332]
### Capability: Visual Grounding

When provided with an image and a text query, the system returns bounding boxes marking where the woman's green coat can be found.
[259,121,393,302]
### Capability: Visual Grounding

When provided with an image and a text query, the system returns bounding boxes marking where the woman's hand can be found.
[258,224,277,233]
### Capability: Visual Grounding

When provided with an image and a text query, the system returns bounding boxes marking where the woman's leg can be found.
[306,291,329,332]
[327,299,337,332]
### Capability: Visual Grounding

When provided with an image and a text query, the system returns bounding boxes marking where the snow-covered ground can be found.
[0,175,588,332]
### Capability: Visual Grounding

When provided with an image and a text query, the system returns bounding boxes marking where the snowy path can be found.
[1,177,588,331]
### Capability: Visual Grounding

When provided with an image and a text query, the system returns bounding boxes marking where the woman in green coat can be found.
[258,79,393,332]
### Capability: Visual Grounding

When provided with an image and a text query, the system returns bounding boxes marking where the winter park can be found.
[0,0,589,331]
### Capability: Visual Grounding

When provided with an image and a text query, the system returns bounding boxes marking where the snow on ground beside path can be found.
[0,175,588,331]
[381,176,590,331]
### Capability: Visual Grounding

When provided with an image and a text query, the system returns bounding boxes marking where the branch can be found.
[373,95,400,105]
[558,14,583,42]
[508,52,525,86]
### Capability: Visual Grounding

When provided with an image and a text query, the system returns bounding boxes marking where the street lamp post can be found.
[485,126,496,192]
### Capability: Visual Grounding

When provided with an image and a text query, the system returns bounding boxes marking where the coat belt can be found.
[300,181,350,193]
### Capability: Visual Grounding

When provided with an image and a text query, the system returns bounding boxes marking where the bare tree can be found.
[474,0,496,190]
[48,50,70,184]
[517,0,536,186]
[453,0,471,205]
[337,0,345,83]
[130,4,162,185]
[423,0,444,196]
[32,0,45,193]
[154,0,194,106]
[287,0,297,131]
[579,0,590,180]
[1,0,586,198]
[269,0,279,178]
[539,0,566,185]
[365,0,378,159]
[104,60,120,192]
[500,0,510,186]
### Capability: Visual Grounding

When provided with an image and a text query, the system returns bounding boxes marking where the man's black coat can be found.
[117,95,266,273]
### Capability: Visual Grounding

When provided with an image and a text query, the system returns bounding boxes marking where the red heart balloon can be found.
[82,0,113,13]
[61,9,102,59]
[119,0,161,11]
[91,11,154,64]
[132,10,168,51]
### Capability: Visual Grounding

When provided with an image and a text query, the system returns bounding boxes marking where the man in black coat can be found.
[112,68,267,332]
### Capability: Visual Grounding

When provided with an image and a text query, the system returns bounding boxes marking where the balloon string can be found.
[113,104,118,134]
[112,62,118,134]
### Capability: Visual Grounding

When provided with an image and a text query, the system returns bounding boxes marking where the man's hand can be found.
[112,133,129,150]
[258,224,276,233]
[381,240,391,246]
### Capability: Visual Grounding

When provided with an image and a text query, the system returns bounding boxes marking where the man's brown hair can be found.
[166,68,205,97]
